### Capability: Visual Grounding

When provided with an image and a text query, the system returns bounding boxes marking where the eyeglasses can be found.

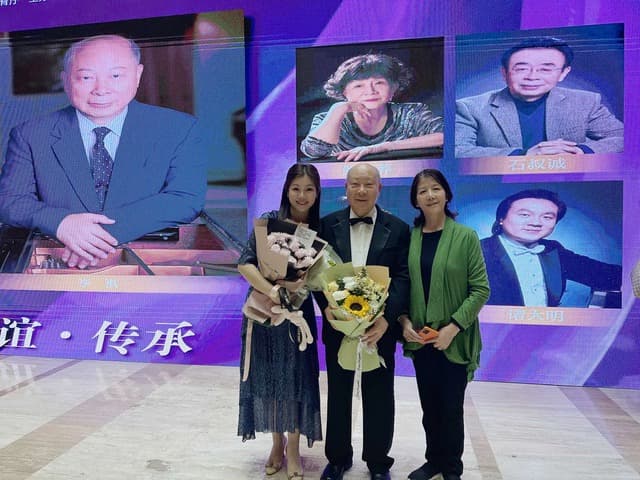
[510,65,564,76]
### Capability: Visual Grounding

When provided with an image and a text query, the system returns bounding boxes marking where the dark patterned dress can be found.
[238,211,322,446]
[300,102,443,158]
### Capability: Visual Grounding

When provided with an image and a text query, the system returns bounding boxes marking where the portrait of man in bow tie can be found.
[480,188,622,307]
[0,34,207,269]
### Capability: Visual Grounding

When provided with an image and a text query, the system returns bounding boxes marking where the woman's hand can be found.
[336,142,390,162]
[268,284,282,304]
[306,101,370,145]
[342,101,372,121]
[400,316,424,344]
[334,130,445,162]
[430,322,460,351]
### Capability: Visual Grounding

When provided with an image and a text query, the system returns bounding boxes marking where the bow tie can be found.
[349,216,373,226]
[512,244,545,256]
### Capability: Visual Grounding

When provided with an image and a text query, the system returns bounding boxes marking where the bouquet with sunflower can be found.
[322,263,390,372]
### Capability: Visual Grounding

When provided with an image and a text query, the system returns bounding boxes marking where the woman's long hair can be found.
[278,164,322,231]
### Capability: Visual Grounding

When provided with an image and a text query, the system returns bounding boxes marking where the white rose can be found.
[343,278,357,290]
[327,281,339,293]
[332,290,349,302]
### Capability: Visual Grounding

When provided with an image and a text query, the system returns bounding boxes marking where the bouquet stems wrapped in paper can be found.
[321,263,390,372]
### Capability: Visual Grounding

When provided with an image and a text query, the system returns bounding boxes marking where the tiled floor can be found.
[0,355,638,479]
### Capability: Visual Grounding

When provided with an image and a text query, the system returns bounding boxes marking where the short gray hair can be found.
[63,35,141,72]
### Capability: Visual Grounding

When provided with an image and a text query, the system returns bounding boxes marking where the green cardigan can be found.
[403,217,490,380]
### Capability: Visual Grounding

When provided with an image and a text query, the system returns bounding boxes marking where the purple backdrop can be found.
[1,0,639,389]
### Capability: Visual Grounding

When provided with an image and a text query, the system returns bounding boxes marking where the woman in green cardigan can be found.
[399,169,489,480]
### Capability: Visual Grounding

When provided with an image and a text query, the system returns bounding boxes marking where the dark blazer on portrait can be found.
[0,101,207,244]
[480,235,622,307]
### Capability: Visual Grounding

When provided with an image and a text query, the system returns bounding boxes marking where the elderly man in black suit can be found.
[317,163,410,480]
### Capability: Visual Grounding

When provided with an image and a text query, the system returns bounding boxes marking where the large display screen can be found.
[0,6,247,364]
[1,0,638,389]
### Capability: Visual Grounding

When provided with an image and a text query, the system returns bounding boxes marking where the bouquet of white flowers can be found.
[321,263,390,372]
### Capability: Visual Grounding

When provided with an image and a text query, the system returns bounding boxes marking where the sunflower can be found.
[343,295,370,318]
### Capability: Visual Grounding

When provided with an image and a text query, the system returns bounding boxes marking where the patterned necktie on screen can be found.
[91,126,114,210]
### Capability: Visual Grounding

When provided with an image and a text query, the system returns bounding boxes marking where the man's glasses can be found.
[510,65,565,76]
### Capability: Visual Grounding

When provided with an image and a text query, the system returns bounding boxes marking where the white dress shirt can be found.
[499,234,547,306]
[349,207,377,267]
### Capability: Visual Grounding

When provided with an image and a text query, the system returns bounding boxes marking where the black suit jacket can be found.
[317,205,410,344]
[481,235,622,307]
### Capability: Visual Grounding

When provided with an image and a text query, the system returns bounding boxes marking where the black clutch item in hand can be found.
[278,287,294,311]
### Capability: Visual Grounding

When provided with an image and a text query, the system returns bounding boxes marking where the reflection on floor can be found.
[0,356,639,480]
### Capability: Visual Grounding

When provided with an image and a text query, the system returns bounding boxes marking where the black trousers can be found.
[324,329,396,474]
[412,345,468,476]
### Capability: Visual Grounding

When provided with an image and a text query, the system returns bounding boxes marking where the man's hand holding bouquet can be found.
[321,263,391,373]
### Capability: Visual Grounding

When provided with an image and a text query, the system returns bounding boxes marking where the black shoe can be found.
[371,472,391,480]
[442,474,461,480]
[408,463,441,480]
[320,461,353,480]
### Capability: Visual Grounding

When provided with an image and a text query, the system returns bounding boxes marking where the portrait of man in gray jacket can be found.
[455,36,623,158]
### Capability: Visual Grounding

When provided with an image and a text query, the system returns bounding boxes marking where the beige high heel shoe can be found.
[264,462,283,476]
[265,435,285,475]
[286,456,303,479]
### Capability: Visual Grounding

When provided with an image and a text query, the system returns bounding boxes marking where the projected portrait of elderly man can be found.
[456,37,623,158]
[300,53,443,162]
[0,34,207,269]
[480,189,622,307]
